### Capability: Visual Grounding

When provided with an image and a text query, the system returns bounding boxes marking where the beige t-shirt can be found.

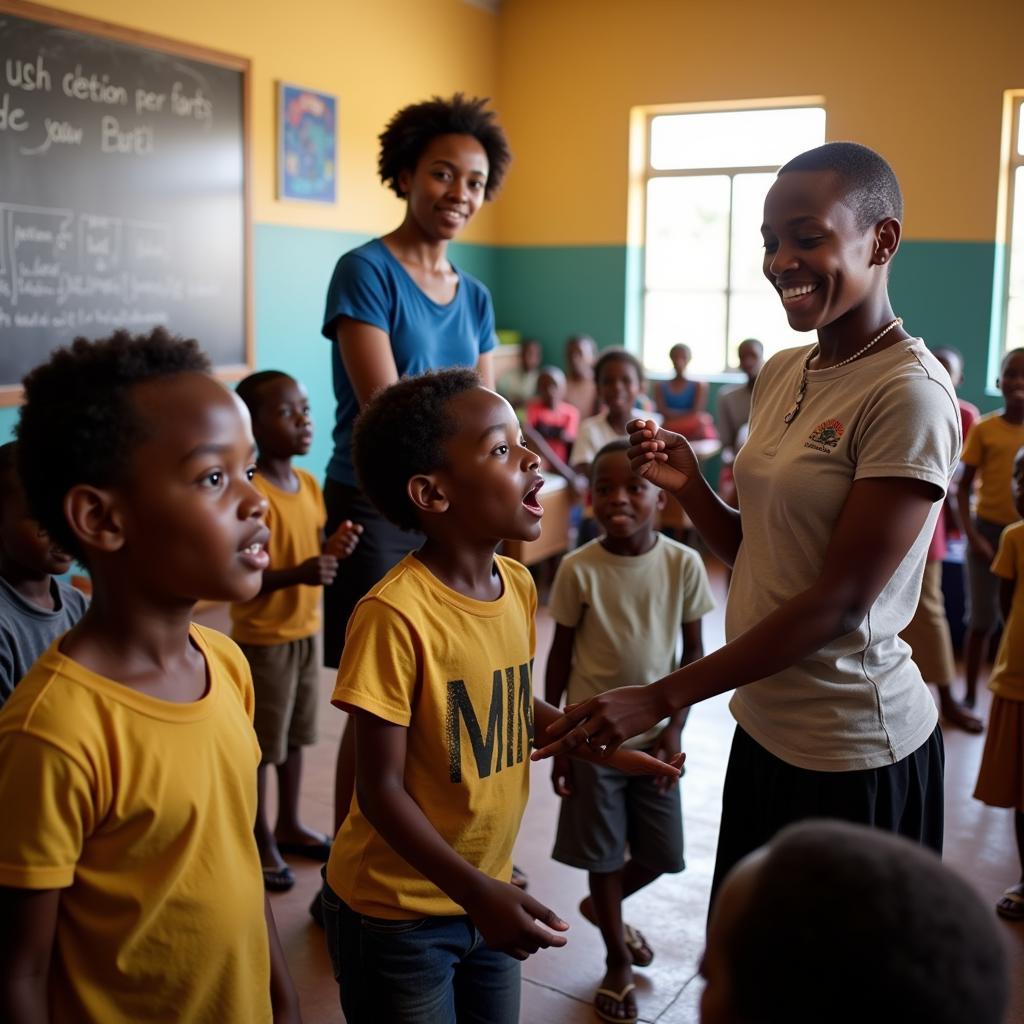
[728,338,960,772]
[548,535,715,748]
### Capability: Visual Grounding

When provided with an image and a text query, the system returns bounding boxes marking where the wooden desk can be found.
[503,476,573,566]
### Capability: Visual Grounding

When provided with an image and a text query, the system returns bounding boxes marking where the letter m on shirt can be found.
[446,665,533,783]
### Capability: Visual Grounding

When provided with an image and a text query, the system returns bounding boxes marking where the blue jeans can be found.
[321,882,521,1023]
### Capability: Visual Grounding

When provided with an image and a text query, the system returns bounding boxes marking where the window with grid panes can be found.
[641,106,826,376]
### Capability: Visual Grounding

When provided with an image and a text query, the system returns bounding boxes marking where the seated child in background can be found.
[572,348,654,476]
[546,439,714,1024]
[715,338,764,507]
[0,329,298,1022]
[0,442,88,706]
[564,333,599,420]
[973,446,1024,921]
[655,343,715,440]
[957,346,1024,708]
[523,366,587,497]
[232,370,362,892]
[699,820,1009,1024]
[496,336,542,409]
[318,369,681,1024]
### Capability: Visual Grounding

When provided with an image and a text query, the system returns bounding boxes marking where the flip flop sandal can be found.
[262,865,295,892]
[623,924,654,967]
[996,887,1024,921]
[594,982,637,1024]
[276,834,332,862]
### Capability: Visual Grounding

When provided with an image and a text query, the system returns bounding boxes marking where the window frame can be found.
[997,90,1024,362]
[633,99,826,376]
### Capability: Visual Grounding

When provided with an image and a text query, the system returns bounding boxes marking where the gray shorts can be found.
[964,517,1008,632]
[552,755,684,875]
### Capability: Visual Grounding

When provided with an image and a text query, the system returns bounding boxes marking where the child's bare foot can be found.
[594,961,637,1022]
[274,825,332,861]
[579,897,654,967]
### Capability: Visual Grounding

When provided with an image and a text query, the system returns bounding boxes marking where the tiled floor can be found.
[200,559,1024,1023]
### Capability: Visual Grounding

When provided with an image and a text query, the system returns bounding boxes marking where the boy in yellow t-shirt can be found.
[958,347,1024,706]
[320,369,681,1024]
[973,448,1024,921]
[0,330,298,1023]
[233,371,360,891]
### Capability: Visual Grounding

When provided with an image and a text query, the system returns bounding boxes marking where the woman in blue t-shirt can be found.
[317,94,511,851]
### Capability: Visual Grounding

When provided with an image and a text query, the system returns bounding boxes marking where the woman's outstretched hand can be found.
[531,684,668,761]
[627,418,699,494]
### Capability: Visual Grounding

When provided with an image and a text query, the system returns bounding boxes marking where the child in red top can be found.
[525,367,580,467]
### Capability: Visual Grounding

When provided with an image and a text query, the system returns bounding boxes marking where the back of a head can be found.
[779,141,903,230]
[16,328,210,561]
[727,821,1008,1024]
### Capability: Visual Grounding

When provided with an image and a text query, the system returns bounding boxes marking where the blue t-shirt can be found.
[321,239,497,486]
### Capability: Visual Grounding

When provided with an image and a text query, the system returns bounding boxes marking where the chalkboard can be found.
[0,0,251,403]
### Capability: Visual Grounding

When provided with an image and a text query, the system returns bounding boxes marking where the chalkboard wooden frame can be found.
[0,0,253,405]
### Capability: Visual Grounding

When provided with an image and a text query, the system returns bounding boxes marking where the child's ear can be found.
[407,474,449,517]
[63,485,126,555]
[655,489,668,511]
[871,217,901,267]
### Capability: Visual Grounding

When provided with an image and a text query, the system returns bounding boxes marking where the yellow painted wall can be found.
[39,0,502,242]
[495,0,1024,245]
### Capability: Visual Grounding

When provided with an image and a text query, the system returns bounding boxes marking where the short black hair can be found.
[724,820,1009,1024]
[236,370,293,419]
[378,93,511,201]
[737,337,763,355]
[590,438,631,482]
[593,347,644,386]
[0,441,18,505]
[1000,346,1024,372]
[669,343,691,362]
[352,368,481,532]
[16,328,210,560]
[779,142,903,229]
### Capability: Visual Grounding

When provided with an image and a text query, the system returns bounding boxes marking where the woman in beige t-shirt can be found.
[536,143,960,903]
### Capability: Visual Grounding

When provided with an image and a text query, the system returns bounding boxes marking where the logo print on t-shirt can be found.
[805,418,844,453]
[446,664,534,784]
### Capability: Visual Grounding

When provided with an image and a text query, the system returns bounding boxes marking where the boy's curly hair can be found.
[353,368,481,532]
[378,93,511,200]
[16,328,211,560]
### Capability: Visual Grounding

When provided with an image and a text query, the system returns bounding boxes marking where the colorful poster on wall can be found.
[278,83,336,203]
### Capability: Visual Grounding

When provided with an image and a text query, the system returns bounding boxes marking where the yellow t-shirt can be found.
[326,553,536,919]
[961,412,1024,525]
[0,625,271,1023]
[230,468,326,644]
[989,522,1024,701]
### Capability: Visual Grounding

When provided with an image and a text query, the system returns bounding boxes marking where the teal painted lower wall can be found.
[0,233,1004,457]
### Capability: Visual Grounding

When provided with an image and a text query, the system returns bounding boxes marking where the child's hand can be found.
[463,877,569,960]
[551,754,573,797]
[652,725,684,792]
[324,519,363,560]
[600,747,684,781]
[299,554,339,586]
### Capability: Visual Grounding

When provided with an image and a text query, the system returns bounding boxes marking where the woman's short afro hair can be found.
[353,368,481,533]
[378,93,511,201]
[16,327,210,561]
[779,141,903,229]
